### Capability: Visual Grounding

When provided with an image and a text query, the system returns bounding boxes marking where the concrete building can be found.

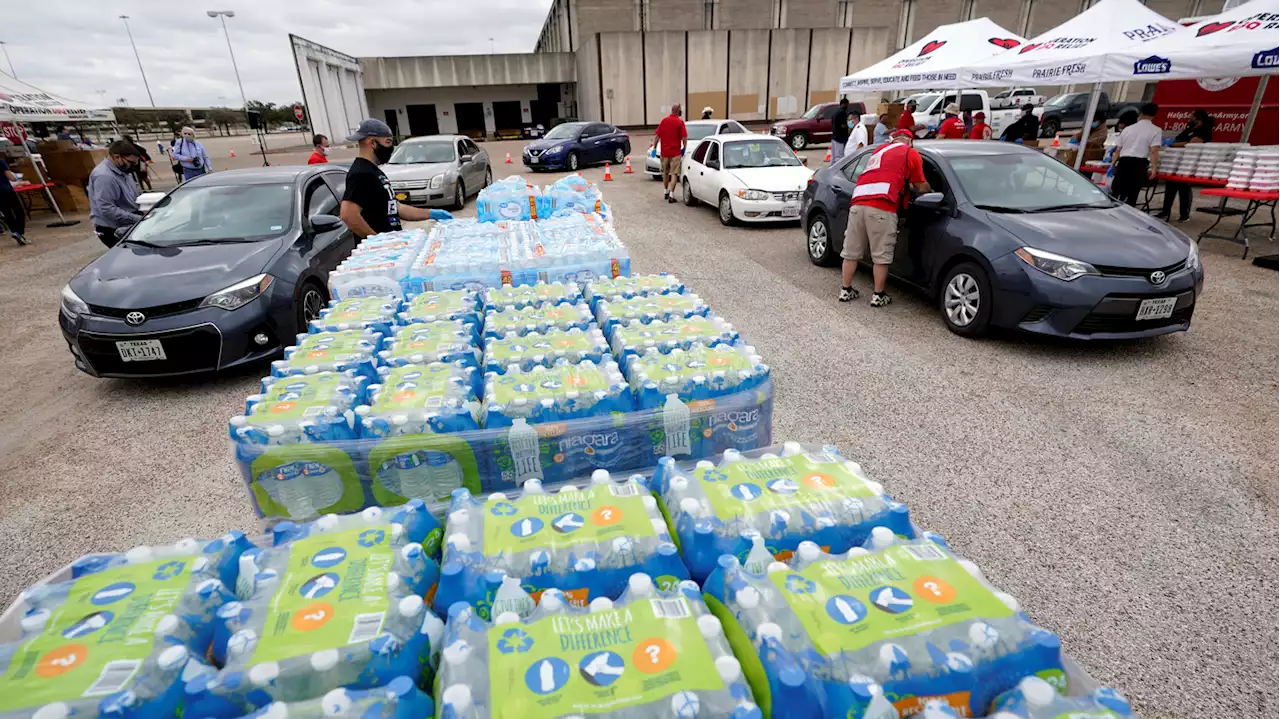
[295,0,1209,139]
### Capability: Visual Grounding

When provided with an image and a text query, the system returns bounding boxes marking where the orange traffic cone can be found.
[624,157,633,174]
[603,162,613,181]
[229,148,236,157]
[505,151,513,164]
[824,148,832,163]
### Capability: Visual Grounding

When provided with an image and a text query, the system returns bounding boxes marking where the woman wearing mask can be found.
[1157,109,1213,223]
[171,127,212,181]
[307,134,331,164]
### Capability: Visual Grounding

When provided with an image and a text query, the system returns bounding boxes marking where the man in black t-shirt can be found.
[339,119,449,238]
[830,98,850,164]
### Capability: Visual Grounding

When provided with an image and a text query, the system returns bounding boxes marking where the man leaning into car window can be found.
[87,140,145,249]
[839,130,930,308]
[338,119,451,239]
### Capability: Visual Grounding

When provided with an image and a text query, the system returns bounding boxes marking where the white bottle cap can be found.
[20,610,50,633]
[670,475,689,491]
[321,689,351,717]
[650,518,670,536]
[154,614,180,637]
[759,453,778,460]
[722,449,743,463]
[249,661,280,686]
[628,573,655,596]
[540,591,564,612]
[522,478,544,493]
[757,622,782,644]
[847,547,870,557]
[736,586,760,609]
[870,527,895,550]
[697,614,723,638]
[589,597,614,612]
[447,533,472,553]
[173,537,201,554]
[641,495,658,511]
[591,469,612,485]
[227,628,258,657]
[157,644,189,671]
[558,484,579,494]
[958,559,984,580]
[495,611,521,625]
[679,498,702,516]
[797,541,822,562]
[1019,676,1057,706]
[315,514,340,531]
[32,704,70,719]
[448,508,471,525]
[258,703,289,719]
[442,685,473,713]
[994,591,1020,612]
[399,595,425,618]
[124,546,153,563]
[443,640,472,665]
[488,492,508,502]
[715,656,742,684]
[766,561,790,575]
[877,643,906,670]
[386,573,401,592]
[695,460,714,470]
[361,507,384,522]
[311,648,340,672]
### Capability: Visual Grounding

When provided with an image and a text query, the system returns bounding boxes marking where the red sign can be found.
[293,104,305,121]
[0,122,25,145]
[1151,76,1278,145]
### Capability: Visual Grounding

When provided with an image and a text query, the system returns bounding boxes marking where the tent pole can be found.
[1240,75,1268,145]
[1074,82,1103,171]
[19,137,80,229]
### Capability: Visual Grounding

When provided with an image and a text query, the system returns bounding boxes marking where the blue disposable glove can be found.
[428,209,454,221]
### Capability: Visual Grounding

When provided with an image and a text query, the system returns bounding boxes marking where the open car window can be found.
[722,139,802,169]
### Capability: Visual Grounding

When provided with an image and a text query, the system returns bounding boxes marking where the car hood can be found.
[985,205,1190,268]
[526,138,572,151]
[382,162,454,181]
[726,166,814,192]
[71,237,285,307]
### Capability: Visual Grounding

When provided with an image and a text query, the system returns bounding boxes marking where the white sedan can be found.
[644,119,750,178]
[680,134,813,225]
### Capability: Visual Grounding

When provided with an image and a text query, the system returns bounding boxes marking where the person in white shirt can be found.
[1109,102,1163,206]
[845,113,876,156]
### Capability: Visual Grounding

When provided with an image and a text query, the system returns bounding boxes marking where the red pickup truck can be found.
[770,101,867,150]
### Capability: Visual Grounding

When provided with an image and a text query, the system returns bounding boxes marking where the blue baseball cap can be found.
[346,118,393,142]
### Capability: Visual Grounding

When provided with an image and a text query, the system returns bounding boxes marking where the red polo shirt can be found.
[654,113,687,158]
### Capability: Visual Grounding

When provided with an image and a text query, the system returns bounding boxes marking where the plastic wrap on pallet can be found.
[483,302,595,339]
[309,297,400,336]
[596,293,710,332]
[377,321,481,368]
[484,325,610,375]
[583,273,685,308]
[271,330,382,380]
[231,372,368,447]
[610,314,739,362]
[398,289,482,326]
[230,677,434,719]
[624,343,769,410]
[483,281,582,312]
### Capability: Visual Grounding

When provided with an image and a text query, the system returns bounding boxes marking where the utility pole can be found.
[0,42,16,78]
[119,16,156,107]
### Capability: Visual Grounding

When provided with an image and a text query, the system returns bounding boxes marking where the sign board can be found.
[294,104,305,121]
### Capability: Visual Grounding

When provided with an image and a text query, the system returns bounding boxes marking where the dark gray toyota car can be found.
[802,141,1205,338]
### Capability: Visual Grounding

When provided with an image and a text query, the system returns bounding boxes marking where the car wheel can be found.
[296,281,328,335]
[788,132,808,151]
[452,180,466,210]
[484,167,493,188]
[806,212,839,267]
[567,152,579,171]
[614,147,626,164]
[1040,118,1059,138]
[940,262,992,337]
[718,192,736,226]
[682,178,697,206]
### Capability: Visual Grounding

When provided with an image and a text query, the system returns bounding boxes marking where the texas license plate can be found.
[782,204,801,218]
[529,156,538,164]
[116,339,166,362]
[395,193,408,201]
[1135,297,1177,321]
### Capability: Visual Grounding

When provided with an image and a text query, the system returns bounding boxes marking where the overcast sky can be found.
[3,0,552,108]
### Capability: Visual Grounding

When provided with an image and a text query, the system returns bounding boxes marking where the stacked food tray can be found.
[230,275,774,523]
[0,445,1136,719]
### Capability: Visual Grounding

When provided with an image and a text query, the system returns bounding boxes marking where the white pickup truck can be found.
[991,88,1045,109]
[899,89,1027,140]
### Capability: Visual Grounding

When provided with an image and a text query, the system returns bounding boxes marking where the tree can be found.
[205,108,242,136]
[113,107,147,136]
[246,100,307,131]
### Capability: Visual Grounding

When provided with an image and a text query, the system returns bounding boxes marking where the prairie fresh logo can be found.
[1122,23,1177,42]
[1134,55,1172,74]
[1253,48,1279,69]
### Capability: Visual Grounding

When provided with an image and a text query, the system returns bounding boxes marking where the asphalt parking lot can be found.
[0,137,1274,718]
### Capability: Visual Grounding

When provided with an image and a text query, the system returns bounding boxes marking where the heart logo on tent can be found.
[1196,21,1232,36]
[918,40,946,56]
[1019,42,1042,54]
[988,37,1020,49]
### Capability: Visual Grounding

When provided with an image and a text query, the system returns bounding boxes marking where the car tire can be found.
[682,178,697,206]
[567,152,579,171]
[613,147,626,164]
[1040,118,1059,138]
[484,167,493,188]
[806,212,839,267]
[939,262,992,338]
[718,192,736,226]
[650,172,662,181]
[788,132,808,151]
[296,281,328,336]
[452,180,466,210]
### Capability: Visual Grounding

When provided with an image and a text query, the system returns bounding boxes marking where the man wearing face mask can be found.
[87,140,145,248]
[339,119,446,239]
[308,134,330,164]
[171,126,212,181]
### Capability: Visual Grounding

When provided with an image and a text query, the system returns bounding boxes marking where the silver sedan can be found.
[381,135,492,209]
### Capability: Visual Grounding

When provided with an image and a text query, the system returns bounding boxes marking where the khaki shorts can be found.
[660,156,682,182]
[842,204,899,264]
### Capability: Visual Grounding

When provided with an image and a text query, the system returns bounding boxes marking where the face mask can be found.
[182,135,194,142]
[319,146,329,156]
[1092,121,1100,128]
[373,142,394,165]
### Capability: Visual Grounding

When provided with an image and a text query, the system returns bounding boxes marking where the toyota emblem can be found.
[125,311,146,326]
[1148,270,1167,285]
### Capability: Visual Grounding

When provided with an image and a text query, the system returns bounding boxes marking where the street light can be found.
[206,11,248,109]
[118,16,156,107]
[0,41,16,78]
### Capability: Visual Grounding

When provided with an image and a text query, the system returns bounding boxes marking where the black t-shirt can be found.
[343,157,401,235]
[831,107,850,143]
[1175,120,1213,144]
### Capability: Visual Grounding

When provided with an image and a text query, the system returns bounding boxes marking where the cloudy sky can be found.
[4,0,552,108]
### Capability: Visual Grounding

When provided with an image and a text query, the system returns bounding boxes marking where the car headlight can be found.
[1014,247,1098,281]
[60,285,89,319]
[1185,239,1201,271]
[200,274,274,311]
[430,174,445,189]
[737,189,770,201]
[544,144,564,155]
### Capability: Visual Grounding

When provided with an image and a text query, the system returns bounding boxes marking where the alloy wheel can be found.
[808,220,828,260]
[301,288,325,324]
[944,273,981,327]
[568,152,579,171]
[614,147,626,164]
[719,195,734,224]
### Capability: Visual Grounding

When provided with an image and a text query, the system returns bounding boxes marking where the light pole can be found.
[209,10,267,165]
[0,41,16,78]
[118,16,156,107]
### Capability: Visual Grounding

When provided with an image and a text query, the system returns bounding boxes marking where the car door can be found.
[698,140,723,201]
[892,157,952,289]
[454,138,478,190]
[829,150,872,239]
[814,105,839,142]
[464,138,488,188]
[302,177,351,279]
[685,140,711,200]
[587,123,614,163]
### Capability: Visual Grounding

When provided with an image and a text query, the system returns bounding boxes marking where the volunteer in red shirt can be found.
[896,99,917,134]
[839,130,931,307]
[968,111,992,140]
[307,134,330,164]
[936,103,965,139]
[654,104,688,204]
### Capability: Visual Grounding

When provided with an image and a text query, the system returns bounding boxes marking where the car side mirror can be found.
[801,156,809,166]
[706,159,719,170]
[460,154,474,163]
[913,192,946,210]
[310,213,344,232]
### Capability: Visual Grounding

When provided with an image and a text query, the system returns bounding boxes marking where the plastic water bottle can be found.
[483,281,582,312]
[234,676,434,718]
[482,357,632,428]
[483,301,595,339]
[271,329,382,380]
[378,320,481,368]
[990,676,1135,717]
[309,297,400,336]
[355,362,481,438]
[625,343,769,409]
[484,325,610,375]
[398,289,482,326]
[595,293,710,333]
[582,273,684,309]
[232,372,367,448]
[609,314,740,362]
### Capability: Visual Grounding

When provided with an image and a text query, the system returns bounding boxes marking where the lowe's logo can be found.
[1253,48,1279,70]
[1134,55,1172,74]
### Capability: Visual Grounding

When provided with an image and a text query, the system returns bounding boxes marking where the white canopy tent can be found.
[962,0,1180,87]
[839,18,1026,92]
[0,71,114,124]
[1103,0,1279,81]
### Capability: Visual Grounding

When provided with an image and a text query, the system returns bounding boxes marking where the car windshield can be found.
[544,123,585,140]
[128,183,294,246]
[801,105,823,120]
[1045,94,1076,108]
[388,142,455,164]
[687,124,718,141]
[951,153,1114,212]
[722,140,801,169]
[906,93,940,113]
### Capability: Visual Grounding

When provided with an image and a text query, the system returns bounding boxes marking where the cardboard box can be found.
[877,102,904,127]
[1061,146,1106,167]
[48,184,92,213]
[36,139,78,153]
[41,149,106,187]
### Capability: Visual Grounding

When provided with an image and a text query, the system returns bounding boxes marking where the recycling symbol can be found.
[152,561,186,581]
[491,502,519,517]
[702,470,729,483]
[497,628,534,654]
[358,529,386,547]
[784,575,817,595]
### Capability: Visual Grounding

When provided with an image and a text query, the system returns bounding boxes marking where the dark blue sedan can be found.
[802,141,1204,338]
[59,166,355,377]
[522,121,631,172]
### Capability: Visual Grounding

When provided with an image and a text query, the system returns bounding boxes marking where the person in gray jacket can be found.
[88,140,144,248]
[171,126,212,181]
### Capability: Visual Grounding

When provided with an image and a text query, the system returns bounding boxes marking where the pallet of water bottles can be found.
[229,273,775,524]
[329,177,627,301]
[0,443,1133,719]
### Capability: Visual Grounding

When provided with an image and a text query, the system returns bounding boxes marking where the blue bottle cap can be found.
[779,665,806,688]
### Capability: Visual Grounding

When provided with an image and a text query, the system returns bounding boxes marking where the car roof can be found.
[687,119,725,126]
[402,135,468,143]
[706,133,783,141]
[182,165,333,187]
[914,140,1041,159]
